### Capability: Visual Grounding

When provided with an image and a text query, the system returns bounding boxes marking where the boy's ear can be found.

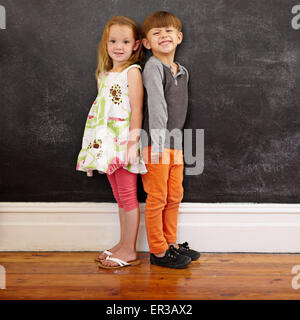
[142,38,151,50]
[133,39,140,51]
[177,32,183,45]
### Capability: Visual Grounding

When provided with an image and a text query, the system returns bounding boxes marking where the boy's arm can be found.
[181,65,189,129]
[143,63,168,155]
[182,65,189,83]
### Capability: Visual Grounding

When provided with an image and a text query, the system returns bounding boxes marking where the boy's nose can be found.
[160,30,169,38]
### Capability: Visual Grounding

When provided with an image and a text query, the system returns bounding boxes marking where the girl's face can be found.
[107,24,139,67]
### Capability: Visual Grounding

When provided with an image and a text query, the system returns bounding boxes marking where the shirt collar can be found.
[150,55,185,77]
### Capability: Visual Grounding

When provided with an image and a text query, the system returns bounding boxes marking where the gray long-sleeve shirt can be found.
[141,55,189,152]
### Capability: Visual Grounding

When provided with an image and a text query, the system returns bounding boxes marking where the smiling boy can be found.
[141,11,200,268]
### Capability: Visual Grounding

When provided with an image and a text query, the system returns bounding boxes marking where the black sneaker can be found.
[150,245,191,269]
[175,242,200,261]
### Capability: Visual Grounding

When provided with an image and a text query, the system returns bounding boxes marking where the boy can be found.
[141,11,200,268]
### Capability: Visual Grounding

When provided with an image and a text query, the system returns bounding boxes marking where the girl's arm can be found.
[125,67,144,165]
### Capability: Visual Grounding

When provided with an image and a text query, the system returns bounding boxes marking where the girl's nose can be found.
[115,41,123,49]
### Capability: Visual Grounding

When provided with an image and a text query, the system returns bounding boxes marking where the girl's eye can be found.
[109,40,115,43]
[124,41,130,44]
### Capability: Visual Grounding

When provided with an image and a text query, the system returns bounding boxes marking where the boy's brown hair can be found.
[141,11,182,38]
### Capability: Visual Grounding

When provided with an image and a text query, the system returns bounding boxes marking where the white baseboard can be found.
[0,202,300,252]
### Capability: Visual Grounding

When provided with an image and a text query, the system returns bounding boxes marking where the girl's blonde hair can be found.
[95,16,144,80]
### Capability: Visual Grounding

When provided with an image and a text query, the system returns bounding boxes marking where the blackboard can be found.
[0,0,299,202]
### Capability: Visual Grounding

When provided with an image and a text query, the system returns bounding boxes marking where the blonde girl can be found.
[76,16,147,269]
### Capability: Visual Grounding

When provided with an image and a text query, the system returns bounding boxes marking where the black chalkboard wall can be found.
[0,0,299,203]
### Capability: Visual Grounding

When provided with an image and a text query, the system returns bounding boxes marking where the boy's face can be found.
[142,26,183,56]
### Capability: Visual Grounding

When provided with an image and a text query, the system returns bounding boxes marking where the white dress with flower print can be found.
[76,64,147,176]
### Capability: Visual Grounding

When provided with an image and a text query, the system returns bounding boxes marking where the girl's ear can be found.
[133,39,140,51]
[142,38,151,50]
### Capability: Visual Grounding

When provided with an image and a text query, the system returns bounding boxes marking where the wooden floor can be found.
[0,252,299,300]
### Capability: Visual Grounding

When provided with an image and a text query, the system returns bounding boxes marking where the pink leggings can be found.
[106,168,139,212]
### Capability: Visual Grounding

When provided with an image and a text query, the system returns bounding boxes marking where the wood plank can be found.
[0,252,300,299]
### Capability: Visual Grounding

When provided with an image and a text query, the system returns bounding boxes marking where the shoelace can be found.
[179,242,190,250]
[168,245,180,259]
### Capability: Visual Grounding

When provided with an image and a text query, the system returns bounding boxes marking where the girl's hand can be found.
[125,141,139,166]
[151,152,162,164]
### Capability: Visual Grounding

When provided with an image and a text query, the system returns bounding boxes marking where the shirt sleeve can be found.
[142,62,168,153]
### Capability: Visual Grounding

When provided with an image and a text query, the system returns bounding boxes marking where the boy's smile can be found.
[143,26,183,58]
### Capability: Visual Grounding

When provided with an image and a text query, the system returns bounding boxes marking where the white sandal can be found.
[94,250,112,262]
[98,256,141,269]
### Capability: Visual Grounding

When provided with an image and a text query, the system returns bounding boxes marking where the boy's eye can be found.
[167,29,173,32]
[124,41,130,44]
[153,32,159,35]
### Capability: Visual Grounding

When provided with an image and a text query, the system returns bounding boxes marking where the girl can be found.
[76,16,147,269]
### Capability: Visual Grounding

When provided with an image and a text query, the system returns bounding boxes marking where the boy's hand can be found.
[125,141,139,166]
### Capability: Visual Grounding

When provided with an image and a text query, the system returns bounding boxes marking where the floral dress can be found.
[76,64,147,176]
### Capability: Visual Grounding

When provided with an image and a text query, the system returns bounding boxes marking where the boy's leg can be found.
[142,148,192,269]
[163,149,184,245]
[162,151,201,261]
[142,147,170,254]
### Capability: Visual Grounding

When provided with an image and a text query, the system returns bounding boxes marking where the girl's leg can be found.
[97,172,124,260]
[101,168,140,267]
[118,207,125,245]
[107,168,138,245]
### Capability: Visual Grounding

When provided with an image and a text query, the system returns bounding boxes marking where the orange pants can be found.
[141,146,184,254]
